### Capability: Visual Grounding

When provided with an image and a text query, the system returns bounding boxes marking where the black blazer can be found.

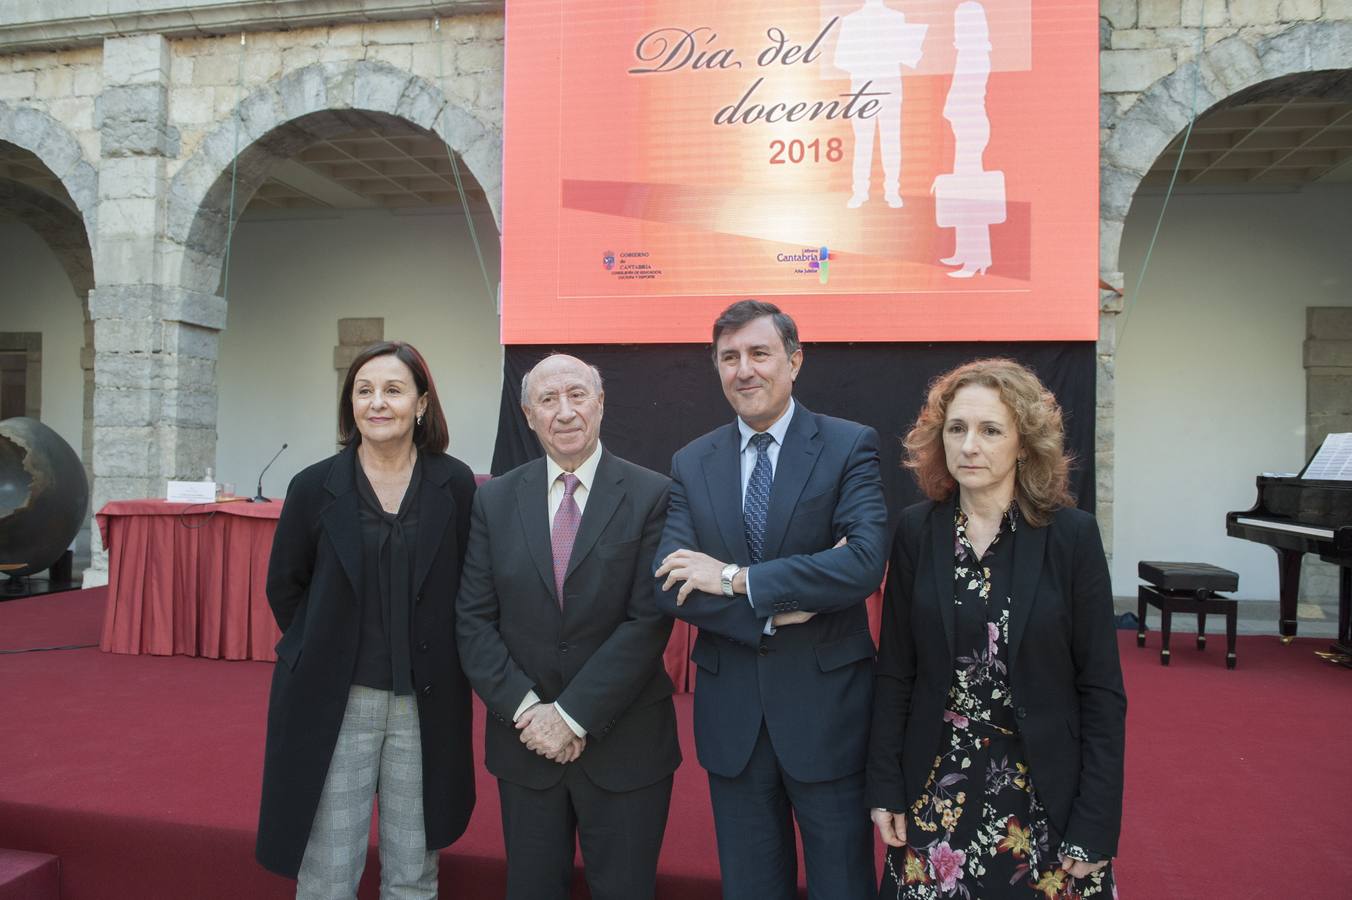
[455,450,681,792]
[866,498,1127,856]
[256,445,478,877]
[655,404,888,782]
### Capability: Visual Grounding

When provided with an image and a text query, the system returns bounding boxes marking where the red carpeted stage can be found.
[1,589,1349,899]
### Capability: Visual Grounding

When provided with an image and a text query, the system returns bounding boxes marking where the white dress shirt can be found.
[512,443,604,737]
[737,398,795,501]
[546,441,602,521]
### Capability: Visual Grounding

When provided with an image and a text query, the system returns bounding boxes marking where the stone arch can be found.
[0,101,99,251]
[166,60,502,297]
[0,136,100,500]
[0,179,94,300]
[1101,20,1352,275]
[1092,20,1352,548]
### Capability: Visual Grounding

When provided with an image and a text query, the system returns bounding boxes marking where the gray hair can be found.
[520,354,605,406]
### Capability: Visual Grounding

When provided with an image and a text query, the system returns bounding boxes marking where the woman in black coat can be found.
[256,341,477,899]
[867,358,1125,899]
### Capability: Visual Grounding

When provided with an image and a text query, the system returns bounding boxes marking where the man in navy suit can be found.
[655,300,888,899]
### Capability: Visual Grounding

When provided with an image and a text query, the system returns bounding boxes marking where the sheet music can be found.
[1301,432,1352,481]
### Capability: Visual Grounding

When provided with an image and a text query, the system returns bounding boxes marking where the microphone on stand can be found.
[251,443,287,503]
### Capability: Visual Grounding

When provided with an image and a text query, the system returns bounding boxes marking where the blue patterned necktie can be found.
[744,432,775,564]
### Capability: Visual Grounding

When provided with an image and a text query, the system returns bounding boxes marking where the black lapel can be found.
[515,460,558,601]
[565,450,623,582]
[1007,509,1048,666]
[762,403,821,561]
[929,497,958,658]
[320,445,363,597]
[700,424,749,565]
[411,453,454,597]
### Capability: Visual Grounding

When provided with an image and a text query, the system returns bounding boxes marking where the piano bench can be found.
[1137,561,1240,669]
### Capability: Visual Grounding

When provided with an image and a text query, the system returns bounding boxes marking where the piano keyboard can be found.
[1234,517,1336,540]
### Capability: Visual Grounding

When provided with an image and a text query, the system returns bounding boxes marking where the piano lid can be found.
[1228,437,1352,535]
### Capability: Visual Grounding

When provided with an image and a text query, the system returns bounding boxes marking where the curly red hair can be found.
[903,358,1074,526]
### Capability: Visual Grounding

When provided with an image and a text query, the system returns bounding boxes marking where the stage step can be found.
[0,849,59,900]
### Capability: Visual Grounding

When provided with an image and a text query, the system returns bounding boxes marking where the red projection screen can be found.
[501,0,1099,344]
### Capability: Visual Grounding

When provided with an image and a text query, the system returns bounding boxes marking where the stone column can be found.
[1096,273,1124,563]
[1304,307,1352,456]
[85,35,225,585]
[1300,307,1352,609]
[80,312,94,495]
[23,335,41,418]
[0,332,41,419]
[334,317,384,395]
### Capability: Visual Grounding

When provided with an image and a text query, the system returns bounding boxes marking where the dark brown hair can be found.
[338,341,449,453]
[711,299,801,361]
[903,358,1073,526]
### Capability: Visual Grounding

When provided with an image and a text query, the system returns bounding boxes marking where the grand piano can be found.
[1226,453,1352,655]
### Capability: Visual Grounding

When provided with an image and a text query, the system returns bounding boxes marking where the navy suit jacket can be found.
[655,403,888,782]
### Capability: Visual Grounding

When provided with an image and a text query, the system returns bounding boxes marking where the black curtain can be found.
[493,342,1096,529]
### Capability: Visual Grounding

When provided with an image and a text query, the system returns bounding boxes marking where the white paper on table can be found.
[167,480,218,503]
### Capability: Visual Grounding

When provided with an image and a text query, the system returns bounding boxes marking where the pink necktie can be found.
[551,473,582,605]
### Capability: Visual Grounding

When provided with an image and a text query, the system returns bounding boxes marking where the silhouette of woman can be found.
[938,2,996,277]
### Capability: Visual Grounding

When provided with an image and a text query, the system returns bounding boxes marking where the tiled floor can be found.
[1115,594,1341,638]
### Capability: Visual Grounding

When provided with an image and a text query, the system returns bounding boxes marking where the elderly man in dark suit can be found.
[456,353,680,900]
[655,300,888,899]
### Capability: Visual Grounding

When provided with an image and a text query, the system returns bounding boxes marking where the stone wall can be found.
[1097,3,1352,557]
[0,10,505,583]
[1302,306,1352,605]
[1304,307,1352,455]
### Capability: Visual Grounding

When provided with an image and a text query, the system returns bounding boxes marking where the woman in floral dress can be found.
[866,359,1125,899]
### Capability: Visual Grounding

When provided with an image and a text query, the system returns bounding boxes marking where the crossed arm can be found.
[654,427,887,642]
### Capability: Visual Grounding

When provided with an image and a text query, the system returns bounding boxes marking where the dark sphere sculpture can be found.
[0,417,89,578]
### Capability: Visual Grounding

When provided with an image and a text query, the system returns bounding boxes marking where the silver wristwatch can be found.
[720,562,741,597]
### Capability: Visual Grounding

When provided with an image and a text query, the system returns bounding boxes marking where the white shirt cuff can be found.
[555,703,587,738]
[515,692,586,738]
[746,568,776,635]
[513,690,540,722]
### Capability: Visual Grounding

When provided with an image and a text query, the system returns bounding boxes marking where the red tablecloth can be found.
[97,499,283,661]
[94,497,883,683]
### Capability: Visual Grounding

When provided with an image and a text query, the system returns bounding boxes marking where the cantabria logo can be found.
[813,246,830,284]
[775,246,832,284]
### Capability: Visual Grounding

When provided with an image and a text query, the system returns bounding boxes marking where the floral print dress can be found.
[880,506,1117,900]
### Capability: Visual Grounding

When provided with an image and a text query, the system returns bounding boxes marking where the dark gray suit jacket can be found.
[456,449,681,792]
